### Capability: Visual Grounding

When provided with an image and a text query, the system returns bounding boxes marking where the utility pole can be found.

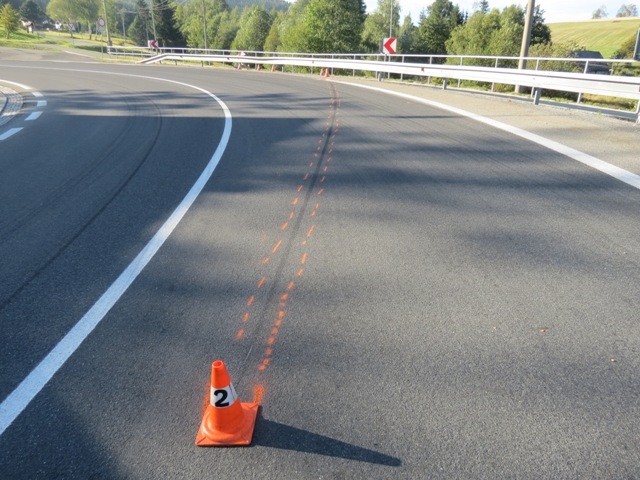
[515,0,534,94]
[203,0,208,50]
[149,0,157,44]
[102,0,112,46]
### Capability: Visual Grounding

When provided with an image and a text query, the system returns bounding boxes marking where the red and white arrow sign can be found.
[148,39,158,49]
[383,37,397,55]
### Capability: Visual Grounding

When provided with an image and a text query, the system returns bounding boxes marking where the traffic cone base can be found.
[196,401,259,447]
[195,360,258,447]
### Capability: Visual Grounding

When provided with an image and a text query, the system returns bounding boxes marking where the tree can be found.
[473,0,489,14]
[446,4,549,61]
[211,8,240,49]
[531,5,551,45]
[616,3,638,17]
[152,0,184,46]
[413,0,463,57]
[232,5,271,51]
[304,0,364,53]
[592,5,607,19]
[177,0,230,48]
[128,0,150,45]
[19,0,44,23]
[0,3,20,37]
[360,0,400,52]
[397,14,415,53]
[47,0,99,37]
[277,0,309,52]
[263,10,283,51]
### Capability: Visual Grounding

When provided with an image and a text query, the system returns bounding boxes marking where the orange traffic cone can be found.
[196,360,258,447]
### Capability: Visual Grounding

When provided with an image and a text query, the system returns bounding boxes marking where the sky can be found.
[366,1,639,24]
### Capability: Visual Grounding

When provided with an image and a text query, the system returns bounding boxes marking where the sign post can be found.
[377,37,396,81]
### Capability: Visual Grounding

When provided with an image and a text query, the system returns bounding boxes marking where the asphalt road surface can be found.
[1,53,639,479]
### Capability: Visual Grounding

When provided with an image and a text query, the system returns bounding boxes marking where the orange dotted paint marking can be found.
[245,87,341,376]
[253,384,265,404]
[243,312,250,322]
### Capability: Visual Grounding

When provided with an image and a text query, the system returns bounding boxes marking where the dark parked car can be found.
[573,50,611,75]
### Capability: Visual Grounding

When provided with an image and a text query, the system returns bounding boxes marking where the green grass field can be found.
[549,17,640,58]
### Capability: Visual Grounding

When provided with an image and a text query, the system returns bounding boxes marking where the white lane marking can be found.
[63,50,94,58]
[25,111,42,121]
[0,76,232,437]
[336,81,640,191]
[0,127,22,140]
[0,79,31,90]
[37,100,47,107]
[32,91,44,98]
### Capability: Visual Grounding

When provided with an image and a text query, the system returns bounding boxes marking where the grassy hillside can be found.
[548,17,640,58]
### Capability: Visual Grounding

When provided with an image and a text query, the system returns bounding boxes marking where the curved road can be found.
[1,54,640,479]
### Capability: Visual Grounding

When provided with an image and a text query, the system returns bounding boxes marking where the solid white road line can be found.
[337,81,640,192]
[0,75,232,437]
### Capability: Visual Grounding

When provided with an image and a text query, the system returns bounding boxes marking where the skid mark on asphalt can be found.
[234,82,341,401]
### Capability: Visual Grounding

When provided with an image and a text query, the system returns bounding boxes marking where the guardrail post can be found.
[491,58,498,92]
[443,78,448,90]
[533,87,541,105]
[458,57,463,88]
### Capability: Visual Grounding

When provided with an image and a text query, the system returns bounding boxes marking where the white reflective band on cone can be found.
[210,384,238,408]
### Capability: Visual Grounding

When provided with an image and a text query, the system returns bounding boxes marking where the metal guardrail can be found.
[108,47,640,122]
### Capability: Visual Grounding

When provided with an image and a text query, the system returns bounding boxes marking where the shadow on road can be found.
[254,414,402,467]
